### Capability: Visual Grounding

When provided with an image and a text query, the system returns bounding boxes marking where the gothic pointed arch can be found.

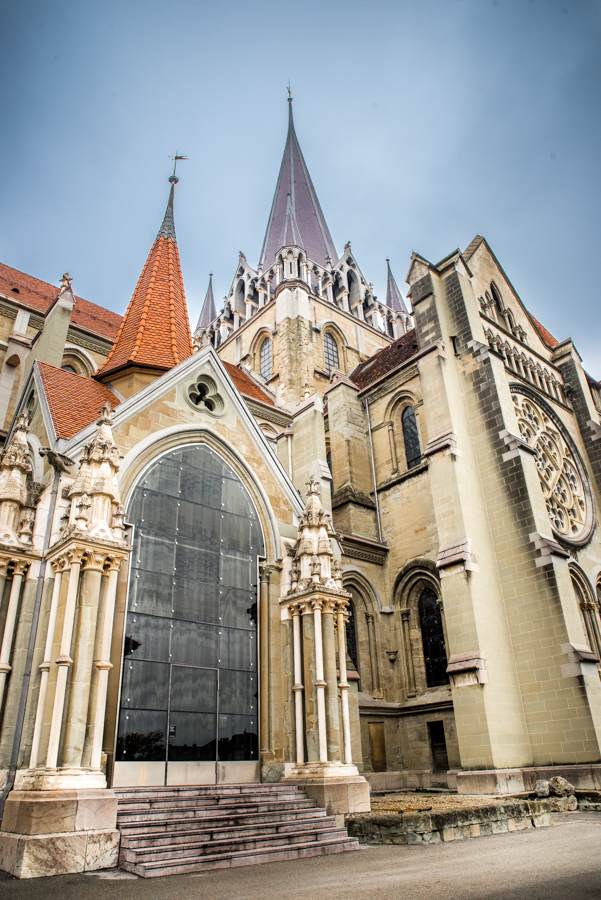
[393,560,448,695]
[342,569,382,695]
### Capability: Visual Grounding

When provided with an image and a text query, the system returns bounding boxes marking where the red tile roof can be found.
[0,262,122,341]
[37,362,121,440]
[529,313,559,349]
[95,233,192,381]
[222,361,275,406]
[351,329,419,390]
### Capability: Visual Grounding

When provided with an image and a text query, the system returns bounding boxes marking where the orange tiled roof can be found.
[529,313,559,349]
[351,329,419,390]
[222,361,275,406]
[95,188,192,380]
[37,362,121,440]
[0,262,122,341]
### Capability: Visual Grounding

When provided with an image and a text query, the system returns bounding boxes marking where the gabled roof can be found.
[196,274,217,330]
[95,180,192,380]
[222,361,275,406]
[0,262,122,341]
[528,314,559,349]
[351,329,419,390]
[259,101,337,271]
[385,259,409,313]
[37,362,121,439]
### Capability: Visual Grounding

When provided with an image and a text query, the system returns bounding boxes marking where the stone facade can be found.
[0,109,600,878]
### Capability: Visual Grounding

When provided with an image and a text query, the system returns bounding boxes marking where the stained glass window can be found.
[418,588,449,688]
[259,338,272,380]
[324,333,339,374]
[402,406,421,469]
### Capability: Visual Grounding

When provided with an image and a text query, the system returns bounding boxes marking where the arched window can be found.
[61,365,77,374]
[418,588,449,687]
[345,602,358,671]
[571,571,601,659]
[401,406,421,469]
[259,337,272,380]
[490,283,504,321]
[324,333,339,374]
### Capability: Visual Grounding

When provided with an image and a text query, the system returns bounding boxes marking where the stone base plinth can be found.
[456,764,601,795]
[364,770,458,792]
[0,788,119,878]
[284,770,371,826]
[15,768,107,791]
[0,829,120,878]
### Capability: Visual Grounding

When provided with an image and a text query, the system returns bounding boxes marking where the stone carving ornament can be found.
[512,392,591,542]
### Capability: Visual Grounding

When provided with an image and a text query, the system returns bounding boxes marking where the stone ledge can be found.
[0,828,119,878]
[346,799,552,845]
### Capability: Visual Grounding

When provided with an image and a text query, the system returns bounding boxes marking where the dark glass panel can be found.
[418,588,449,688]
[220,551,256,590]
[221,512,253,553]
[170,666,217,712]
[141,491,178,536]
[167,713,217,761]
[142,460,181,496]
[171,620,219,668]
[222,478,254,519]
[179,468,222,509]
[116,709,167,761]
[180,445,225,476]
[217,714,258,761]
[173,579,219,625]
[120,660,170,709]
[134,532,175,576]
[219,669,257,715]
[220,586,256,629]
[129,570,174,619]
[177,500,220,543]
[175,542,220,583]
[345,602,359,671]
[219,627,255,671]
[123,614,171,663]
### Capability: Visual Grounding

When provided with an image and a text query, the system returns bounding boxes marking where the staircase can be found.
[115,783,359,877]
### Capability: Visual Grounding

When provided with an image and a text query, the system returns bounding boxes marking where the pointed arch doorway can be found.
[113,443,265,787]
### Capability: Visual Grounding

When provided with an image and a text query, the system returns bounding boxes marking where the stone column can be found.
[89,556,122,770]
[301,604,319,762]
[259,564,270,753]
[387,422,399,474]
[400,608,417,697]
[365,612,381,696]
[337,606,353,765]
[29,556,66,768]
[291,605,304,765]
[0,560,29,707]
[321,600,341,761]
[62,550,106,768]
[312,601,328,763]
[46,547,85,768]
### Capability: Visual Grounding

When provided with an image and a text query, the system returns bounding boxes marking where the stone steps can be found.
[115,783,358,877]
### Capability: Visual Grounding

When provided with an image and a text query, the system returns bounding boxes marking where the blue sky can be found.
[1,0,600,373]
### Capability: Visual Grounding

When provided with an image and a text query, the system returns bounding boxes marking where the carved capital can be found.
[66,547,86,568]
[82,550,108,572]
[12,560,30,577]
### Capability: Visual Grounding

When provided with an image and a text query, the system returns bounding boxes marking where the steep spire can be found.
[96,176,192,382]
[385,259,409,314]
[259,98,337,271]
[196,273,217,330]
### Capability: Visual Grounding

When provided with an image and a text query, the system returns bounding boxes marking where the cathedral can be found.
[0,98,599,878]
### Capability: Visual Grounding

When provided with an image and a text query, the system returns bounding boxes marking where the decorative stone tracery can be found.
[512,393,590,541]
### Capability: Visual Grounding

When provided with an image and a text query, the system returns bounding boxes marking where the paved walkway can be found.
[0,812,599,900]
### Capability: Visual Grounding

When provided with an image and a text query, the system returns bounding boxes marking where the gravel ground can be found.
[369,791,514,813]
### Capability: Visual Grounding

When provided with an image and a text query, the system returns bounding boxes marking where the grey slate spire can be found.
[156,176,178,240]
[196,273,217,329]
[385,259,409,314]
[259,98,337,271]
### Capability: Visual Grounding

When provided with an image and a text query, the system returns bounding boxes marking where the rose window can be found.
[513,394,588,539]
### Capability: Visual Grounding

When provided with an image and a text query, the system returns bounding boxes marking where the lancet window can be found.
[418,587,449,688]
[259,337,272,380]
[324,333,339,374]
[402,406,421,469]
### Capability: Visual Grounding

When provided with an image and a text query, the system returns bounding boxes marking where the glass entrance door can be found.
[113,444,263,787]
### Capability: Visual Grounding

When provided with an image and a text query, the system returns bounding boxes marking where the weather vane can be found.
[287,82,292,103]
[168,152,188,183]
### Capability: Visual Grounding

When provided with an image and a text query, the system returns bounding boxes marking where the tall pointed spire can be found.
[259,96,337,271]
[385,259,409,314]
[196,273,217,330]
[96,175,192,384]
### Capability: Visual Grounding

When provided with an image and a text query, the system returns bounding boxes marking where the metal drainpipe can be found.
[0,450,73,823]
[364,397,383,543]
